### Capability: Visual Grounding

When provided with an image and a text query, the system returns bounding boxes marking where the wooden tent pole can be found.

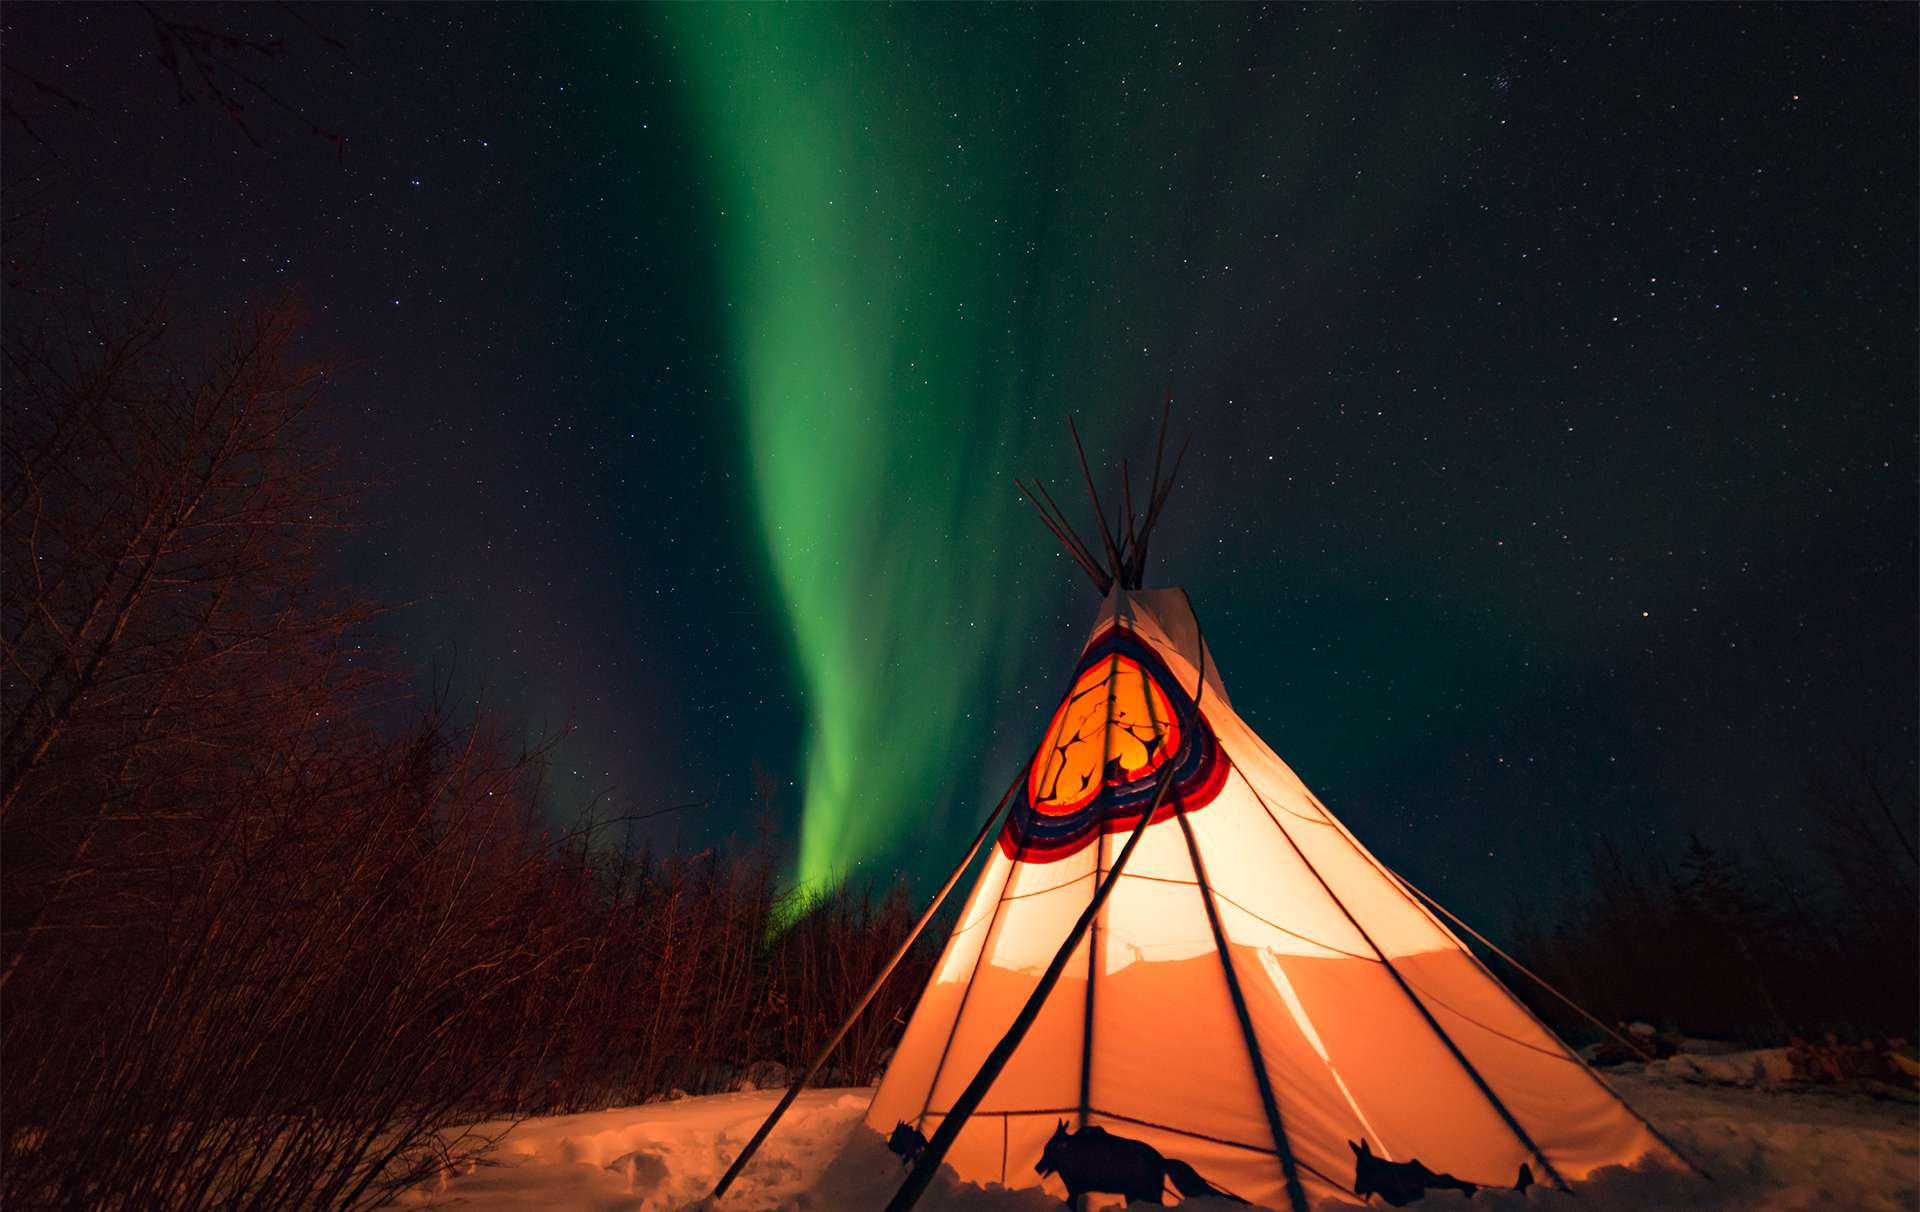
[1133,394,1172,585]
[1015,479,1108,591]
[709,770,1026,1200]
[883,632,1209,1212]
[1134,429,1190,586]
[1066,415,1124,577]
[1032,478,1109,589]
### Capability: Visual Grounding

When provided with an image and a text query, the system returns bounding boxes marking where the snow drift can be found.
[404,1069,1917,1212]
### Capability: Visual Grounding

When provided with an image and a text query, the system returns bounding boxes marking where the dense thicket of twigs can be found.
[0,297,936,1211]
[1509,754,1918,1046]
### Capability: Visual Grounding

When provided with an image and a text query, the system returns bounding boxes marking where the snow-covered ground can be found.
[406,1068,1917,1212]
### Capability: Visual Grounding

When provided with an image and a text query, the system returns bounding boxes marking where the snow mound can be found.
[407,1075,1917,1212]
[404,1089,1057,1212]
[1647,1048,1798,1085]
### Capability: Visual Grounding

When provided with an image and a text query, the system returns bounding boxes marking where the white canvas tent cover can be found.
[866,586,1677,1209]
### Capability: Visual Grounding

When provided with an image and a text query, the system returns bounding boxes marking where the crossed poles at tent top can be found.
[1015,399,1190,595]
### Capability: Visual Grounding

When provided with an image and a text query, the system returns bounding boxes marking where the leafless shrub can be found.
[1510,751,1918,1044]
[0,290,945,1209]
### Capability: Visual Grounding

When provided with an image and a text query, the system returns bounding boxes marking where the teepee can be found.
[862,417,1686,1210]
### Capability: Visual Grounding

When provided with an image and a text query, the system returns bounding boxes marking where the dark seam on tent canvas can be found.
[1234,765,1572,1192]
[947,906,1001,936]
[998,869,1097,902]
[1381,865,1713,1180]
[1080,651,1122,1132]
[1196,885,1380,964]
[1264,795,1339,826]
[920,1105,1083,1120]
[923,1104,1086,1120]
[1171,789,1313,1212]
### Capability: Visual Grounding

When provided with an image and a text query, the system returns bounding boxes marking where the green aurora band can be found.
[663,7,1481,888]
[669,9,1056,889]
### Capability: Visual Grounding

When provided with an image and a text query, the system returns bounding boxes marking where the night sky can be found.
[8,4,1914,926]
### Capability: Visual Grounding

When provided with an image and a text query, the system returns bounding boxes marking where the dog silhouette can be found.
[1036,1119,1245,1206]
[887,1121,928,1166]
[1349,1138,1477,1206]
[1347,1139,1535,1205]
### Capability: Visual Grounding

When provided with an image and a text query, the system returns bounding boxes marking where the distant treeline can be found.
[1507,755,1918,1047]
[0,296,939,1211]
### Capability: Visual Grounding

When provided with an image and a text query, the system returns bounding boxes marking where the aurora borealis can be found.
[8,3,1913,925]
[670,7,1054,887]
[661,4,1510,887]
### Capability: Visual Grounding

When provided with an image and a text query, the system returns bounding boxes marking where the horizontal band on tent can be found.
[917,1105,1345,1189]
[949,865,1393,963]
[1110,869,1384,963]
[956,860,1397,963]
[1002,869,1097,903]
[943,869,1100,937]
[949,906,997,936]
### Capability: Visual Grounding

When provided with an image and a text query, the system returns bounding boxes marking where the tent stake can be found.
[1066,415,1124,577]
[1032,477,1110,589]
[883,636,1209,1212]
[709,771,1025,1201]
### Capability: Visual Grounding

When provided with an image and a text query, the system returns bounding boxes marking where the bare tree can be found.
[0,294,586,1209]
[1,289,949,1209]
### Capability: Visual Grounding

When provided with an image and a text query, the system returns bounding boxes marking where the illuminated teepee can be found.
[862,416,1687,1211]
